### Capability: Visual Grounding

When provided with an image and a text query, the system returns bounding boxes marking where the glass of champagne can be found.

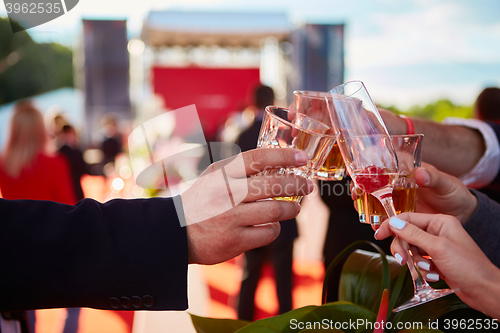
[357,134,423,225]
[327,81,455,312]
[292,90,346,181]
[257,106,335,203]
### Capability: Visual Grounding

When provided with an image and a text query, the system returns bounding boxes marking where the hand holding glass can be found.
[257,106,335,203]
[327,81,455,312]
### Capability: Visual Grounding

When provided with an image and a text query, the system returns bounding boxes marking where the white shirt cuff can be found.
[442,117,500,188]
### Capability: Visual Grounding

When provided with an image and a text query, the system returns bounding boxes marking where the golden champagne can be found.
[356,174,417,224]
[270,130,333,203]
[272,196,303,203]
[294,128,313,151]
[315,141,346,180]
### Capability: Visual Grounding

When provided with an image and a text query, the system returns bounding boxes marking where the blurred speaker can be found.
[291,24,344,94]
[82,19,131,142]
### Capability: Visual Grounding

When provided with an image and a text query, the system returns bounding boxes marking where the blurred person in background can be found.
[55,124,89,333]
[57,125,90,202]
[236,85,298,321]
[49,114,68,139]
[0,100,78,333]
[472,87,500,203]
[320,177,392,303]
[100,114,122,166]
[474,87,500,122]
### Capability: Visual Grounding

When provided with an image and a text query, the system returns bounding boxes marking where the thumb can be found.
[415,163,456,195]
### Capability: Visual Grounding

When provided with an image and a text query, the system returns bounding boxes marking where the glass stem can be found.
[379,196,431,294]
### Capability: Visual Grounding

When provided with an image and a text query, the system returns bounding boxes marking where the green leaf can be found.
[189,313,251,333]
[322,241,393,306]
[387,266,407,313]
[235,301,376,333]
[339,249,402,314]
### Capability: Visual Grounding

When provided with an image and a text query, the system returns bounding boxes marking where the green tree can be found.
[0,17,73,105]
[380,100,473,122]
[407,99,473,122]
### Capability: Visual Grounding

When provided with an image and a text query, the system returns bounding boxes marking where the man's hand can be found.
[379,108,407,135]
[183,148,313,265]
[379,108,487,179]
[414,162,478,224]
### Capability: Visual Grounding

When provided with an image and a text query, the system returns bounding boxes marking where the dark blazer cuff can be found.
[464,189,500,268]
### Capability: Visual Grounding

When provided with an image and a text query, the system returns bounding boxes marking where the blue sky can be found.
[2,0,500,108]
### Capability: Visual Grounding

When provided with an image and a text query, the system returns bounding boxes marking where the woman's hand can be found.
[375,212,500,319]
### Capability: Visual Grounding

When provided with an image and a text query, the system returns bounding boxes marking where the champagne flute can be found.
[356,134,423,226]
[291,90,346,181]
[327,81,456,312]
[257,106,335,203]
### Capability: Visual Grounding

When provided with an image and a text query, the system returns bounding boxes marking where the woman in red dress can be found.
[0,100,78,333]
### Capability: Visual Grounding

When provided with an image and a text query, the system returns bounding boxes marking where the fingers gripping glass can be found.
[257,106,335,203]
[327,81,456,312]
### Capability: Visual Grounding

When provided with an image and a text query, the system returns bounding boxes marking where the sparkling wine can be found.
[315,141,346,180]
[272,196,303,203]
[290,129,334,177]
[357,181,417,223]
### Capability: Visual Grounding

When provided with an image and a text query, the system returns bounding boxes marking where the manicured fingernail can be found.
[420,168,431,186]
[394,253,403,265]
[426,273,440,281]
[389,217,406,230]
[295,151,309,164]
[374,229,380,240]
[307,179,314,193]
[417,261,431,271]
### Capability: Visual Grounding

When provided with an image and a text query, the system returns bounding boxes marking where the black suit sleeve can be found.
[464,189,500,268]
[0,197,188,312]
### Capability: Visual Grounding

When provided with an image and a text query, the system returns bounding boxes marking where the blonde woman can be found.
[0,100,76,204]
[0,100,77,333]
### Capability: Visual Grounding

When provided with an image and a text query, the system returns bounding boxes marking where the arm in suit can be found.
[0,197,188,312]
[0,148,313,312]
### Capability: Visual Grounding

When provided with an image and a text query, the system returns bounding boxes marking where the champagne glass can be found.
[357,134,423,226]
[291,90,346,181]
[257,106,335,203]
[327,81,456,312]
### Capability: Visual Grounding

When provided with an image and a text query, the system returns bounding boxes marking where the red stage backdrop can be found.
[152,66,261,140]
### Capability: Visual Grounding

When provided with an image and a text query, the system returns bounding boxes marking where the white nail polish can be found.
[417,261,431,271]
[395,253,403,265]
[374,229,380,240]
[389,217,406,230]
[426,273,440,281]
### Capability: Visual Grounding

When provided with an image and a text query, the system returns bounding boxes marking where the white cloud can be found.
[347,1,500,69]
